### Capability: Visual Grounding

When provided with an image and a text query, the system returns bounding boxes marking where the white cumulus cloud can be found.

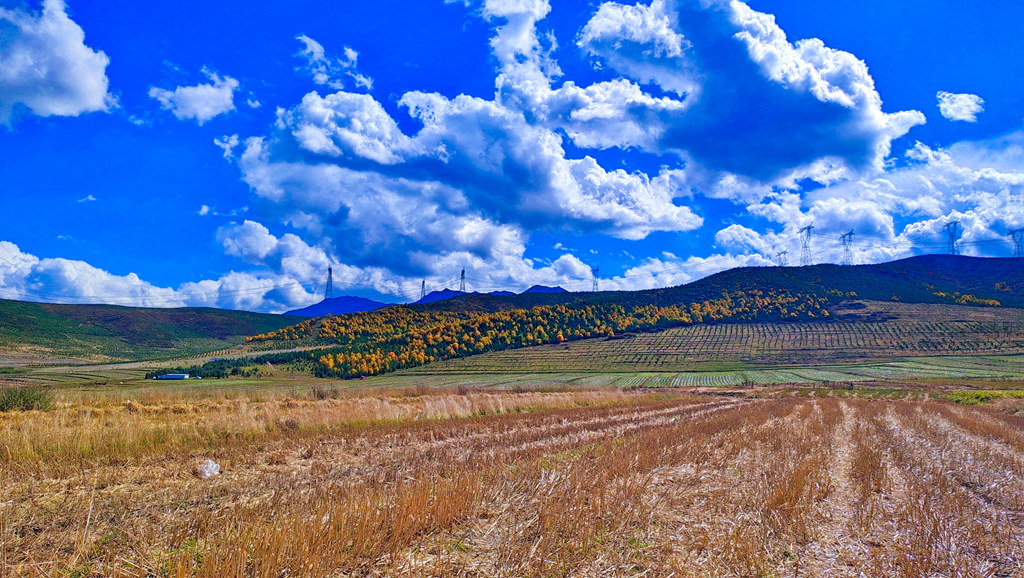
[0,239,333,313]
[0,0,112,124]
[149,68,239,125]
[937,91,984,122]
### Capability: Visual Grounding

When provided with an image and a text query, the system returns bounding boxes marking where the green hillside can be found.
[0,300,301,363]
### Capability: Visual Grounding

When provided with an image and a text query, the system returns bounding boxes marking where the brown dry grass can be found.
[2,389,1023,576]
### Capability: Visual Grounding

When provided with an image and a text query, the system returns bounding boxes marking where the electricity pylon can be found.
[1009,228,1024,258]
[840,231,855,266]
[944,221,962,255]
[798,224,814,266]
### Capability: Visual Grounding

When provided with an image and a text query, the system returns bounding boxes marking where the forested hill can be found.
[655,255,1023,308]
[0,300,301,362]
[405,255,1024,314]
[172,255,1024,380]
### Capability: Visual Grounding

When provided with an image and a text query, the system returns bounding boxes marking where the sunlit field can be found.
[3,384,1023,576]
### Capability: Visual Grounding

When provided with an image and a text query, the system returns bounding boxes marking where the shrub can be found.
[310,386,338,400]
[945,390,1024,405]
[0,387,53,411]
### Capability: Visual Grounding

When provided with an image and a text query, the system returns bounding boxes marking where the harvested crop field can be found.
[3,389,1024,576]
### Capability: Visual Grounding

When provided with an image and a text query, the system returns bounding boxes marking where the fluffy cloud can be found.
[578,0,697,97]
[937,91,985,122]
[149,68,239,125]
[295,35,373,91]
[599,252,776,291]
[725,1,926,175]
[714,224,774,255]
[0,240,184,307]
[237,83,702,282]
[0,0,112,124]
[731,132,1024,265]
[0,239,332,312]
[281,91,412,163]
[475,0,925,188]
[202,0,940,301]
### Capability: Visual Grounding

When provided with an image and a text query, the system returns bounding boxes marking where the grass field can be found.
[3,387,1024,576]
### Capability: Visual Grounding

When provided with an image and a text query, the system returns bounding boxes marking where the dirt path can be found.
[798,400,870,576]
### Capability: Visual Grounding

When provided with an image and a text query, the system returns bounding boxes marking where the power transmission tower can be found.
[776,250,788,267]
[798,224,814,266]
[840,231,855,266]
[944,221,962,255]
[459,268,466,292]
[591,266,600,292]
[325,265,334,315]
[1009,228,1024,258]
[420,279,426,300]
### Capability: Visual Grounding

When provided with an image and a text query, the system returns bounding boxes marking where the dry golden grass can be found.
[2,388,1024,576]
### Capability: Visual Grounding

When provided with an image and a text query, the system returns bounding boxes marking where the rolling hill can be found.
[285,296,388,317]
[163,255,1024,380]
[0,300,301,364]
[408,255,1024,314]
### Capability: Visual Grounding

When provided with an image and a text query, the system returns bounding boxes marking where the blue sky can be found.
[1,0,1022,312]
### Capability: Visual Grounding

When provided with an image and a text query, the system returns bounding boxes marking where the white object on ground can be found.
[197,458,221,479]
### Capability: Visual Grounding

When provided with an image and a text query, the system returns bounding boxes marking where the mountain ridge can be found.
[285,296,389,317]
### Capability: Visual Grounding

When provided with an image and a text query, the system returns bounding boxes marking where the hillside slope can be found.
[413,301,1024,374]
[160,255,1024,379]
[403,255,1023,315]
[0,300,301,363]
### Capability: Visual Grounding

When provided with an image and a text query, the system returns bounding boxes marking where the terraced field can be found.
[4,390,1024,576]
[413,301,1024,374]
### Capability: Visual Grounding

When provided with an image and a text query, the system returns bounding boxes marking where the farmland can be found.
[4,301,1024,395]
[3,388,1024,576]
[414,301,1024,374]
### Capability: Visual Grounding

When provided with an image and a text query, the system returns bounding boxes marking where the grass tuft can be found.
[0,387,52,411]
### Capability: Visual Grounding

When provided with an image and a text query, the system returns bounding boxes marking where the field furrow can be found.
[4,393,1024,576]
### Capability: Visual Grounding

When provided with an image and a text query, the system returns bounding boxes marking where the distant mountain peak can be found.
[415,288,467,304]
[522,285,568,294]
[285,296,388,317]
